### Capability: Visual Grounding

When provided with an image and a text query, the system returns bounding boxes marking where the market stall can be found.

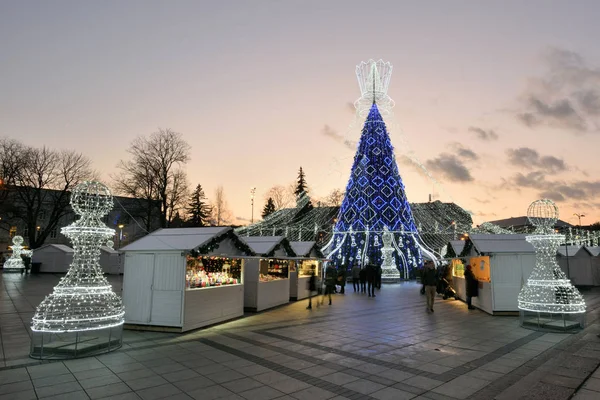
[240,236,294,311]
[450,234,535,314]
[32,244,74,273]
[587,247,600,286]
[100,246,121,274]
[121,227,254,332]
[556,245,586,284]
[288,241,324,300]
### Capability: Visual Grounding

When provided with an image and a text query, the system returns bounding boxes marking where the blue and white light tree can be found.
[325,60,423,280]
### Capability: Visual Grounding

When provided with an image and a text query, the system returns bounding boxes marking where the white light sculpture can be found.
[354,59,395,117]
[31,181,124,358]
[380,226,400,280]
[3,235,32,271]
[518,199,586,331]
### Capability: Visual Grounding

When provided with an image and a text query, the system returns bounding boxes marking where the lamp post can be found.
[118,224,124,248]
[574,213,585,227]
[250,187,256,224]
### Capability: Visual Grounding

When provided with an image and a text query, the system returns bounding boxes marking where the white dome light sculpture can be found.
[3,236,32,271]
[30,181,125,359]
[518,199,586,331]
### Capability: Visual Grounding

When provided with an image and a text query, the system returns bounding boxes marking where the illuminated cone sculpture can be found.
[518,199,586,331]
[31,181,124,359]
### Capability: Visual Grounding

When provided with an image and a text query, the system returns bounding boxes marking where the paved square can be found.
[1,273,600,399]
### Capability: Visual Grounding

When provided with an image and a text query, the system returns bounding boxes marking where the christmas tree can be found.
[262,197,276,218]
[326,66,423,279]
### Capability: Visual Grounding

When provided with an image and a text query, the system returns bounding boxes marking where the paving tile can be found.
[289,386,338,400]
[41,390,90,400]
[253,371,291,385]
[221,377,265,393]
[0,380,34,395]
[321,372,360,385]
[78,373,123,389]
[27,362,70,379]
[582,377,600,392]
[108,362,147,374]
[0,368,30,385]
[95,393,140,400]
[187,384,236,400]
[378,369,415,382]
[65,358,106,373]
[402,376,444,391]
[85,382,133,399]
[0,389,37,400]
[35,381,83,398]
[238,385,285,400]
[126,375,169,391]
[343,378,386,395]
[161,368,202,383]
[205,369,246,384]
[573,389,600,400]
[267,377,312,394]
[117,368,156,381]
[135,383,183,400]
[173,375,217,392]
[73,367,115,381]
[33,372,77,387]
[371,387,417,400]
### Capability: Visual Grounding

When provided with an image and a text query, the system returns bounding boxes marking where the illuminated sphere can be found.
[527,199,559,229]
[12,235,24,246]
[71,181,113,217]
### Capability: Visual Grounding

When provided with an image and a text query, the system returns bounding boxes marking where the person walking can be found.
[359,266,367,293]
[306,267,318,309]
[465,264,478,310]
[366,264,376,297]
[422,261,438,312]
[338,266,347,294]
[375,264,382,290]
[351,263,361,292]
[321,267,336,305]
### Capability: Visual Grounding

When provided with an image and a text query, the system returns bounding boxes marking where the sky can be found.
[2,0,600,227]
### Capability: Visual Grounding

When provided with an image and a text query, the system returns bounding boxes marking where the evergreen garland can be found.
[195,229,255,256]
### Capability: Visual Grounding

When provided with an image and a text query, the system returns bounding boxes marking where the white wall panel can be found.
[123,253,154,324]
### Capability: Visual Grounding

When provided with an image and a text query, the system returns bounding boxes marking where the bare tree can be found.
[323,189,345,207]
[0,138,26,233]
[165,169,189,226]
[211,186,232,226]
[6,145,94,248]
[265,185,293,210]
[113,128,191,229]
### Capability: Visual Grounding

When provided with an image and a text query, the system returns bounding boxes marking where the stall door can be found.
[123,254,155,323]
[150,254,184,327]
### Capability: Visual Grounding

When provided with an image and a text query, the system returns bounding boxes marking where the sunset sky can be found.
[2,1,600,227]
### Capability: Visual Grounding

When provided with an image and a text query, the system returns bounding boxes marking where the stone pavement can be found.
[1,273,600,400]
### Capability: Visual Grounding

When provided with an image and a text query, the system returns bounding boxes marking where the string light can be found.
[31,182,125,337]
[518,200,586,325]
[3,235,32,270]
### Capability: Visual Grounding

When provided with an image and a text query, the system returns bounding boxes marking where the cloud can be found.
[472,197,491,204]
[506,147,567,174]
[449,142,479,161]
[506,170,600,203]
[425,153,473,182]
[321,124,356,150]
[516,48,600,133]
[468,126,499,141]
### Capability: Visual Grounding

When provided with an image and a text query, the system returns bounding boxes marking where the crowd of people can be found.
[306,263,382,309]
[306,260,480,313]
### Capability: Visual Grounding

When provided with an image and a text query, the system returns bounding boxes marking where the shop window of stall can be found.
[298,260,318,277]
[185,256,242,290]
[259,259,289,282]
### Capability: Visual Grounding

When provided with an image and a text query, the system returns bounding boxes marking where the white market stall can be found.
[121,227,254,332]
[100,246,121,274]
[587,247,600,286]
[289,241,325,301]
[556,245,589,285]
[451,234,535,314]
[32,244,74,273]
[240,236,294,312]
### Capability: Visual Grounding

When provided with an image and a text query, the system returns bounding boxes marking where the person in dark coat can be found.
[465,264,478,310]
[422,261,437,312]
[351,263,361,292]
[306,267,318,309]
[366,264,376,297]
[321,267,337,305]
[338,266,347,294]
[359,266,367,293]
[375,265,382,289]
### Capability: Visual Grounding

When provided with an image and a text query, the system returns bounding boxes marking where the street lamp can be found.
[573,213,585,227]
[250,187,256,224]
[118,224,124,248]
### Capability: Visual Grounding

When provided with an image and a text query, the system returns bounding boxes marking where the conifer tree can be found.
[294,167,308,197]
[185,184,211,227]
[262,197,276,218]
